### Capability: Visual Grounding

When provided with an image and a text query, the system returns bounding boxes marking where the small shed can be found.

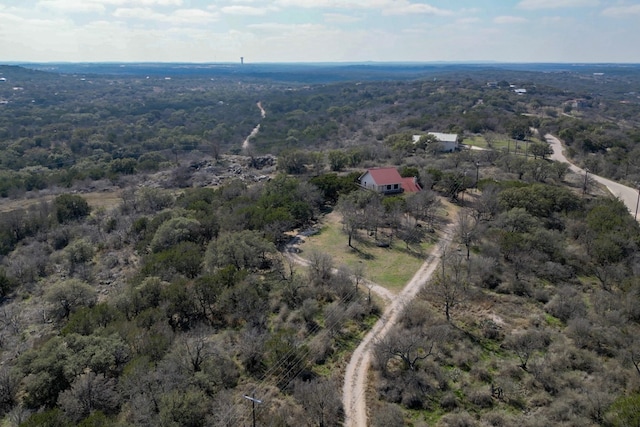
[414,132,459,152]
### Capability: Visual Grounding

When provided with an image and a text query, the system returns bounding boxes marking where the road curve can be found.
[342,223,455,427]
[546,134,640,220]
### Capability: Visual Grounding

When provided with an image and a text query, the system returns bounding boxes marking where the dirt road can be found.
[546,134,640,220]
[242,101,266,152]
[342,223,455,427]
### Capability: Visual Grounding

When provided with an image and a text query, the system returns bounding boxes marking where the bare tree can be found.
[58,372,120,422]
[427,248,468,322]
[472,185,500,222]
[406,189,440,230]
[293,376,343,427]
[375,325,447,372]
[180,326,213,373]
[456,209,477,260]
[397,216,426,253]
[0,367,20,416]
[336,195,360,248]
[307,250,334,285]
[352,262,365,293]
[621,332,640,377]
[505,330,548,371]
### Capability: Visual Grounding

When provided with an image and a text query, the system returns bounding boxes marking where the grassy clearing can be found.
[462,135,513,151]
[463,133,547,155]
[299,211,435,293]
[0,190,123,213]
[462,135,490,148]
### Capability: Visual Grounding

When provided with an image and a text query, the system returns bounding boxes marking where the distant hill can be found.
[10,62,640,84]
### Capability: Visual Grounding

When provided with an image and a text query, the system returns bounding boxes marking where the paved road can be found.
[546,134,640,220]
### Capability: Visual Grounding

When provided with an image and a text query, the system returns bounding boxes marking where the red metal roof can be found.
[401,177,422,193]
[365,167,402,185]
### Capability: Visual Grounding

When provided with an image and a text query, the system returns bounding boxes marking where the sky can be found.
[0,0,639,63]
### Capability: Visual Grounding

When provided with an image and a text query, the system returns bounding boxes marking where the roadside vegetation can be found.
[0,64,639,426]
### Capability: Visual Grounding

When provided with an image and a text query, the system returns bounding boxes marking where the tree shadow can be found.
[348,245,374,260]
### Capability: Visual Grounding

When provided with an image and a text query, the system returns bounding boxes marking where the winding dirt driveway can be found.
[546,134,640,220]
[284,223,454,426]
[342,223,455,427]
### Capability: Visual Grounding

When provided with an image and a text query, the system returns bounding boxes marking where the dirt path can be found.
[546,134,640,220]
[342,222,455,427]
[257,101,266,118]
[242,101,266,152]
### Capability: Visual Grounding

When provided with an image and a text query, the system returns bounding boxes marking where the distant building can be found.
[514,88,527,95]
[571,99,588,109]
[412,132,459,152]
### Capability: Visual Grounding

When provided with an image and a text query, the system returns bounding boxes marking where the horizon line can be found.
[4,60,640,66]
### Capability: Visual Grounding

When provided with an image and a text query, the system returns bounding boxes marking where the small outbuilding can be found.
[413,132,459,152]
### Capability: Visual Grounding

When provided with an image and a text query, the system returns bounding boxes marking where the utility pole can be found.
[243,395,262,427]
[583,168,589,195]
[635,184,640,221]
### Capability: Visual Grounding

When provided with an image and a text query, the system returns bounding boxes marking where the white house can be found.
[359,167,421,195]
[413,132,459,152]
[359,168,404,195]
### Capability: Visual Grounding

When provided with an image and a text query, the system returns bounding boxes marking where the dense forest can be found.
[0,63,640,426]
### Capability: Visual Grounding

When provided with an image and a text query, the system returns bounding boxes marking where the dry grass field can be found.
[0,189,123,214]
[299,210,446,292]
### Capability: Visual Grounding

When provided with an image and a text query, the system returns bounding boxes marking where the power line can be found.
[219,262,378,426]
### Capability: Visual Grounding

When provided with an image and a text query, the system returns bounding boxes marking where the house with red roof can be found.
[359,167,421,195]
[401,176,422,193]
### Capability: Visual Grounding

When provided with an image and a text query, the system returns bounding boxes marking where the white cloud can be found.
[273,0,451,15]
[101,0,183,5]
[273,0,387,8]
[602,4,640,17]
[494,15,528,24]
[113,7,157,18]
[517,0,599,10]
[133,0,182,4]
[171,8,218,23]
[247,22,325,32]
[37,0,183,12]
[113,7,219,24]
[323,12,361,23]
[382,2,453,16]
[221,5,271,15]
[456,17,479,25]
[37,0,106,13]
